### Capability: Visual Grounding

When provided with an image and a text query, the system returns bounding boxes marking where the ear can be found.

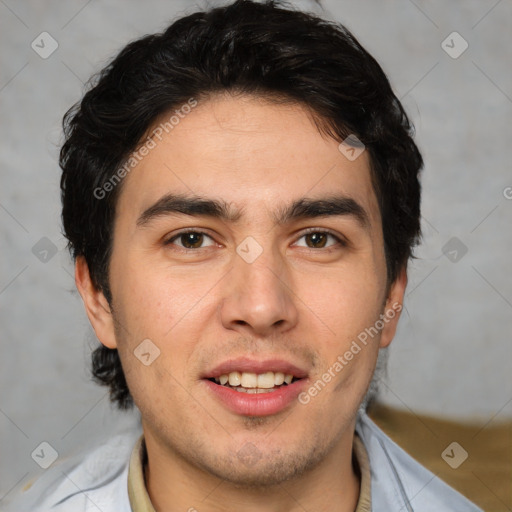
[379,266,407,349]
[75,256,117,349]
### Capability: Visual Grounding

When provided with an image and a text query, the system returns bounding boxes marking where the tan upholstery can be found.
[368,404,512,511]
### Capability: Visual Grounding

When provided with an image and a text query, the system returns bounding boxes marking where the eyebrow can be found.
[136,193,370,231]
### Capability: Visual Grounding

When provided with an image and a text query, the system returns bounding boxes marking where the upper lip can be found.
[203,357,309,379]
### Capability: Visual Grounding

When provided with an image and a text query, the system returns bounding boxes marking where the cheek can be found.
[302,261,385,340]
[111,256,208,339]
[110,260,221,390]
[296,259,385,400]
[111,275,194,417]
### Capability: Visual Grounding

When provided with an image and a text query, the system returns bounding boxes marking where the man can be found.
[7,0,482,510]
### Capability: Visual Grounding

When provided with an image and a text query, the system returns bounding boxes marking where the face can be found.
[78,93,405,487]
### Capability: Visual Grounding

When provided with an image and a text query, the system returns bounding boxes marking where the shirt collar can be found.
[127,435,155,512]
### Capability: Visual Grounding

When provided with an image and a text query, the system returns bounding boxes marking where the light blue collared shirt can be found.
[3,411,482,511]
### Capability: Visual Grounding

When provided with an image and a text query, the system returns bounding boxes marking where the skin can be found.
[76,92,407,512]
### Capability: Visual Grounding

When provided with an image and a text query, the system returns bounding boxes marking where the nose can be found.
[220,246,299,337]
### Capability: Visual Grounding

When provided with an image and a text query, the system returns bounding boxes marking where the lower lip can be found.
[203,379,307,417]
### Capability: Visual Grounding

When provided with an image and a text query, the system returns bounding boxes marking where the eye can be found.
[165,231,216,250]
[294,230,345,249]
[164,229,345,252]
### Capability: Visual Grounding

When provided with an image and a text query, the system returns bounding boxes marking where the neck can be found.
[143,427,360,512]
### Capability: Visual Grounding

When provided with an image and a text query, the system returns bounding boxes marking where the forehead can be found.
[115,93,380,229]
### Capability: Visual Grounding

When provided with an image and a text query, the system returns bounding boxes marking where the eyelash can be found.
[164,228,347,252]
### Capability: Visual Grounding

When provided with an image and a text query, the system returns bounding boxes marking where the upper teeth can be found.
[216,371,294,388]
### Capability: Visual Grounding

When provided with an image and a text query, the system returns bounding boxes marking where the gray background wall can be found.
[1,0,511,501]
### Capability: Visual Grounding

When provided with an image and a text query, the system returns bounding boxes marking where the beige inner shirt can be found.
[127,434,371,512]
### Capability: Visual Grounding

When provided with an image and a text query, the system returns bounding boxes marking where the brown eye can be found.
[294,230,344,250]
[180,232,204,248]
[305,232,328,248]
[166,231,215,250]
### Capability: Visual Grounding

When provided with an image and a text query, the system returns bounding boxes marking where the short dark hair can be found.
[60,0,423,409]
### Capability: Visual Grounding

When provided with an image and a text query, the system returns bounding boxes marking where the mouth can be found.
[202,359,309,416]
[208,371,300,394]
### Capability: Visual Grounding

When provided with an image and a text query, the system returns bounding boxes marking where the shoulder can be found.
[355,411,483,511]
[3,430,139,512]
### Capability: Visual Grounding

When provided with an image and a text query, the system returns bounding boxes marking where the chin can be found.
[192,443,328,489]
